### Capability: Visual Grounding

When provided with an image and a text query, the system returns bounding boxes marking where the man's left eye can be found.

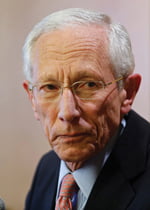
[76,81,98,90]
[86,81,97,88]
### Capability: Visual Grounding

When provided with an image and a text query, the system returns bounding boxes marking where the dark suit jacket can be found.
[25,110,150,210]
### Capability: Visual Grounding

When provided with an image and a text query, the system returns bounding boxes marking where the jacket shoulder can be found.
[25,151,60,210]
[126,110,150,130]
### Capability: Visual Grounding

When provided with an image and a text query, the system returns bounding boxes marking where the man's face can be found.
[26,25,126,164]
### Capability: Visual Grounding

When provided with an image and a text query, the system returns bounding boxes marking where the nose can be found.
[58,89,80,122]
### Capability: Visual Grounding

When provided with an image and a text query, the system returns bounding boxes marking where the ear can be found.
[120,73,141,115]
[23,80,40,120]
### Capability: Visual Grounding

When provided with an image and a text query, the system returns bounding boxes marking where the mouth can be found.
[55,133,92,143]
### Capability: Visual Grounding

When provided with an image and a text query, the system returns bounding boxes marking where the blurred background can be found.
[0,0,150,209]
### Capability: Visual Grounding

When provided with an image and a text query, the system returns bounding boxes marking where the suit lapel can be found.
[84,152,135,210]
[48,169,60,210]
[85,111,147,210]
[45,152,60,210]
[35,151,60,210]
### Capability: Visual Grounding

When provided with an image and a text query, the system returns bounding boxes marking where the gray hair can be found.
[23,8,135,83]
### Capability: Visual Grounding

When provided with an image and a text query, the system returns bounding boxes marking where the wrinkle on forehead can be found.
[31,25,111,82]
[32,25,109,62]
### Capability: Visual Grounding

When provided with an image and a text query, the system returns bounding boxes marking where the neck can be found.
[66,161,84,171]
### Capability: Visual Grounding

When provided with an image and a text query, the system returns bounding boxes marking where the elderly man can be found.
[23,8,150,210]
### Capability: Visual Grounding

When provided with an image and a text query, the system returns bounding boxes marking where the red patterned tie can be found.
[55,173,78,210]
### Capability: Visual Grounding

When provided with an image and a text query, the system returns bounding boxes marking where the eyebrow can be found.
[73,69,104,81]
[36,68,104,83]
[37,74,58,83]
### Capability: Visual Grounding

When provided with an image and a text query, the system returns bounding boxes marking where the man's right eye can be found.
[40,84,59,92]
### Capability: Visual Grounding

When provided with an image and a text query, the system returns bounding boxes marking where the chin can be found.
[56,147,96,163]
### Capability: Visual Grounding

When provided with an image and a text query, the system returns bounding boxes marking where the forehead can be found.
[33,24,108,55]
[31,25,111,81]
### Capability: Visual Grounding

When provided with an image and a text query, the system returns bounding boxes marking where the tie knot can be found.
[55,174,78,210]
[59,173,77,198]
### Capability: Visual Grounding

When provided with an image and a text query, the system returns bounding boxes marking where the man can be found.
[23,8,150,210]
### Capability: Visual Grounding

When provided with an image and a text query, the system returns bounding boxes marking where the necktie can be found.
[55,173,78,210]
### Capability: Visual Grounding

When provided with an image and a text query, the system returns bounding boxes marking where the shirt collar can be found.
[57,134,117,199]
[57,120,126,199]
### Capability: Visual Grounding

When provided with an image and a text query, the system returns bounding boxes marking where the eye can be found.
[39,83,60,92]
[85,81,97,88]
[77,81,102,90]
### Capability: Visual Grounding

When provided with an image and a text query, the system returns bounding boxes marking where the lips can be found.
[60,132,88,137]
[55,132,92,143]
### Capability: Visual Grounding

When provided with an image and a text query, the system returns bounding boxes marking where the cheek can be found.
[85,92,122,148]
[36,102,58,139]
[81,101,107,146]
[97,93,122,141]
[105,93,122,125]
